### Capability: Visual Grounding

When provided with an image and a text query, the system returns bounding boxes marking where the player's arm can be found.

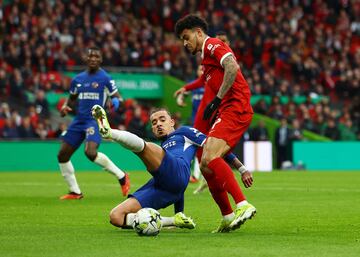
[174,76,205,107]
[203,54,239,120]
[110,92,123,111]
[60,93,77,117]
[217,55,239,99]
[106,78,123,110]
[224,152,253,188]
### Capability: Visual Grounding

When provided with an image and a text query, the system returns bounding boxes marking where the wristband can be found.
[238,165,247,175]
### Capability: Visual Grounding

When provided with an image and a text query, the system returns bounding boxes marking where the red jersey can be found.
[201,37,253,114]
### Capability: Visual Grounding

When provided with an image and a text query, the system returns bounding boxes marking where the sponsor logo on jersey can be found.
[92,82,99,88]
[163,140,176,149]
[78,92,100,100]
[211,44,221,56]
[207,44,213,50]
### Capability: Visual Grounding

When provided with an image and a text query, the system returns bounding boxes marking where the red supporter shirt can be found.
[201,37,253,114]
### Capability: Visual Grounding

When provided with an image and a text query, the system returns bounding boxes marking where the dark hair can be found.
[150,107,172,117]
[175,14,208,36]
[86,46,101,55]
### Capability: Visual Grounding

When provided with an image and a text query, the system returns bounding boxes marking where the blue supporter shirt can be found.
[69,68,117,121]
[161,126,206,170]
[191,87,204,123]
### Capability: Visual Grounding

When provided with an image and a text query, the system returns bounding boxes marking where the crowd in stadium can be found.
[0,0,359,141]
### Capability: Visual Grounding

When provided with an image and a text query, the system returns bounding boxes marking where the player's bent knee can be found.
[109,209,124,227]
[85,150,97,161]
[57,152,69,163]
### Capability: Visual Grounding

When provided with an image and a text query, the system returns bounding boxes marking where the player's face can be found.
[86,50,102,71]
[150,110,175,139]
[179,28,202,55]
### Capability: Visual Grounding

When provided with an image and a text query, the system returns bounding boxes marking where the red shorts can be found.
[207,108,253,149]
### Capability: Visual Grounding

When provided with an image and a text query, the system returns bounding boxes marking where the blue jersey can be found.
[161,126,206,170]
[191,87,204,123]
[130,126,206,212]
[69,68,117,121]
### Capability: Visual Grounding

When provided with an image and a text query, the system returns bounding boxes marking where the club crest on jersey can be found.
[92,82,99,88]
[86,127,95,136]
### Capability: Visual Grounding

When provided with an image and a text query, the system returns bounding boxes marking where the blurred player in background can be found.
[175,15,256,232]
[57,47,130,200]
[92,105,198,230]
[174,65,204,183]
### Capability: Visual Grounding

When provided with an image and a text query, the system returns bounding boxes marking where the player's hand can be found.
[241,171,253,188]
[173,87,186,98]
[60,105,72,117]
[174,88,187,107]
[203,96,221,120]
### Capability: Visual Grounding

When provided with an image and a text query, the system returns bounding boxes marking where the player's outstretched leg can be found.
[174,212,196,229]
[229,203,256,231]
[91,104,111,138]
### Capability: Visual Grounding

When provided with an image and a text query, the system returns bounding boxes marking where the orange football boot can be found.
[60,192,83,200]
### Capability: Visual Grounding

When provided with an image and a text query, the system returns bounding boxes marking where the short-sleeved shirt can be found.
[129,126,206,210]
[69,68,117,121]
[201,37,253,114]
[61,68,117,148]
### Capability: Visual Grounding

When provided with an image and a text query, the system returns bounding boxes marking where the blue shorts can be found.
[129,151,190,210]
[61,118,101,149]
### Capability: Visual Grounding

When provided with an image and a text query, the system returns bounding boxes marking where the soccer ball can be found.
[132,208,162,236]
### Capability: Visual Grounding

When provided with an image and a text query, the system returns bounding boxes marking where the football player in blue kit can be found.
[91,105,249,231]
[57,47,130,200]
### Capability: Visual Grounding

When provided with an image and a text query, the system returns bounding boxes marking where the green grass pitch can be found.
[0,171,359,257]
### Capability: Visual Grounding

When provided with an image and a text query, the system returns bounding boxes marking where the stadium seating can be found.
[0,1,359,140]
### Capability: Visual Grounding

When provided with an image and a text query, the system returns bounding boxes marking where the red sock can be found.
[208,157,246,204]
[203,171,233,215]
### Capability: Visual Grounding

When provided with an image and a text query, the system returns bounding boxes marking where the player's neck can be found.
[87,68,100,74]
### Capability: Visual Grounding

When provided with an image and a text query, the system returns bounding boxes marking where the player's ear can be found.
[81,52,88,63]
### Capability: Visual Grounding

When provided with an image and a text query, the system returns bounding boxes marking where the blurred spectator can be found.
[17,116,37,138]
[322,119,341,140]
[339,120,357,141]
[2,117,19,139]
[54,122,68,138]
[0,0,359,141]
[127,105,146,138]
[275,118,291,169]
[251,120,269,141]
[290,119,303,142]
[34,90,50,118]
[253,98,268,115]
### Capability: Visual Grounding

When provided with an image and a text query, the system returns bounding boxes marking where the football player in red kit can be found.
[175,15,256,232]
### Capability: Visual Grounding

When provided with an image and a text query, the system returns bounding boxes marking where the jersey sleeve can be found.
[180,126,207,146]
[105,74,118,96]
[69,78,79,95]
[205,38,234,67]
[184,75,205,91]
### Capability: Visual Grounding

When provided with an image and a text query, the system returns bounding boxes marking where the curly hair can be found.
[175,14,208,37]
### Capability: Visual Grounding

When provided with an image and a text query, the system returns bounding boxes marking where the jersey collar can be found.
[201,36,210,59]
